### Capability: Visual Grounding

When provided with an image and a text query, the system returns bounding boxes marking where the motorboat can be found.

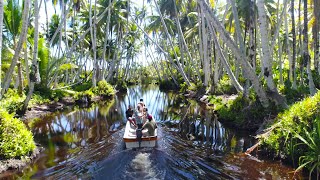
[123,121,157,148]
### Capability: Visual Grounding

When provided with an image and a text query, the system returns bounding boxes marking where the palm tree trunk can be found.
[284,4,293,82]
[173,0,201,81]
[63,0,68,51]
[17,62,23,94]
[257,0,278,93]
[298,0,303,85]
[24,46,30,86]
[1,0,30,96]
[153,0,191,86]
[291,0,297,88]
[44,0,49,40]
[209,24,244,92]
[23,0,41,112]
[200,6,210,87]
[278,36,283,84]
[0,0,3,98]
[102,0,112,81]
[198,0,269,107]
[313,0,319,74]
[49,3,71,46]
[92,0,98,86]
[303,0,317,95]
[270,0,288,56]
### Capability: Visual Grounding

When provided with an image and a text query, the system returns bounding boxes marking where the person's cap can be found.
[140,98,143,101]
[128,117,132,120]
[147,114,152,120]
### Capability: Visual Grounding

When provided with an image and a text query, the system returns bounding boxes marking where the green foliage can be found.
[73,82,92,92]
[0,89,25,114]
[29,93,51,106]
[74,89,94,102]
[215,75,237,95]
[261,91,320,176]
[280,80,310,104]
[0,111,36,158]
[217,95,249,125]
[92,80,115,97]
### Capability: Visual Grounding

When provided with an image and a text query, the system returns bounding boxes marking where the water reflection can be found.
[3,85,300,179]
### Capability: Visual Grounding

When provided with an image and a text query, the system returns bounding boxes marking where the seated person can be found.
[125,105,134,119]
[134,110,144,129]
[138,98,145,107]
[128,117,136,127]
[142,114,157,136]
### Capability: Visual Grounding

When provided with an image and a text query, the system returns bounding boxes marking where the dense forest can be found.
[0,0,319,178]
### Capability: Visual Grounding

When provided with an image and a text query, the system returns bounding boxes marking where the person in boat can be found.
[142,114,157,136]
[126,105,136,127]
[138,98,145,107]
[126,105,134,119]
[134,105,144,129]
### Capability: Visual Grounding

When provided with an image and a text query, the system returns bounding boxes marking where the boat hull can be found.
[123,121,157,148]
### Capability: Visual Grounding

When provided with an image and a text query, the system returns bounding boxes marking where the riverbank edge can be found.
[184,90,271,132]
[0,94,114,174]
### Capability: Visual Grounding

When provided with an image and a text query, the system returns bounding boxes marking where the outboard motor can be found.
[136,128,143,148]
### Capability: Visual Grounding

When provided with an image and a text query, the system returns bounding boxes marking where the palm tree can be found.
[0,0,4,98]
[291,0,297,88]
[1,0,30,96]
[23,0,41,112]
[198,0,269,107]
[303,0,317,95]
[313,0,320,74]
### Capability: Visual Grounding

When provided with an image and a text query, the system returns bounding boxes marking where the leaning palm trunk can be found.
[0,0,3,98]
[173,0,201,80]
[1,0,30,96]
[153,0,191,86]
[209,24,244,92]
[303,0,317,95]
[23,0,41,112]
[101,0,112,81]
[49,3,71,46]
[198,0,269,107]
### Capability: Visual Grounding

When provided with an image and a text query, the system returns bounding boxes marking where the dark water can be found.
[2,85,300,179]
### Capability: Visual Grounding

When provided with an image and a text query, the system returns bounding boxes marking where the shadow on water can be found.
[3,85,300,179]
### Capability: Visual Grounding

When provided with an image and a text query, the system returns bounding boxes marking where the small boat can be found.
[123,121,157,148]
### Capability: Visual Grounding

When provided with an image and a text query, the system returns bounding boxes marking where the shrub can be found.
[92,80,115,97]
[0,89,25,114]
[74,89,94,103]
[0,111,36,158]
[215,75,237,95]
[261,91,320,177]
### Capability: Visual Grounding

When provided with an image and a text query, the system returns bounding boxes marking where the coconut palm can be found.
[1,0,30,96]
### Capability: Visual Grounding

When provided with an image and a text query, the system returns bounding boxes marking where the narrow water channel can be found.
[2,85,299,179]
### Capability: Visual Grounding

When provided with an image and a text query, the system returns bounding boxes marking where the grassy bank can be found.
[259,91,320,178]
